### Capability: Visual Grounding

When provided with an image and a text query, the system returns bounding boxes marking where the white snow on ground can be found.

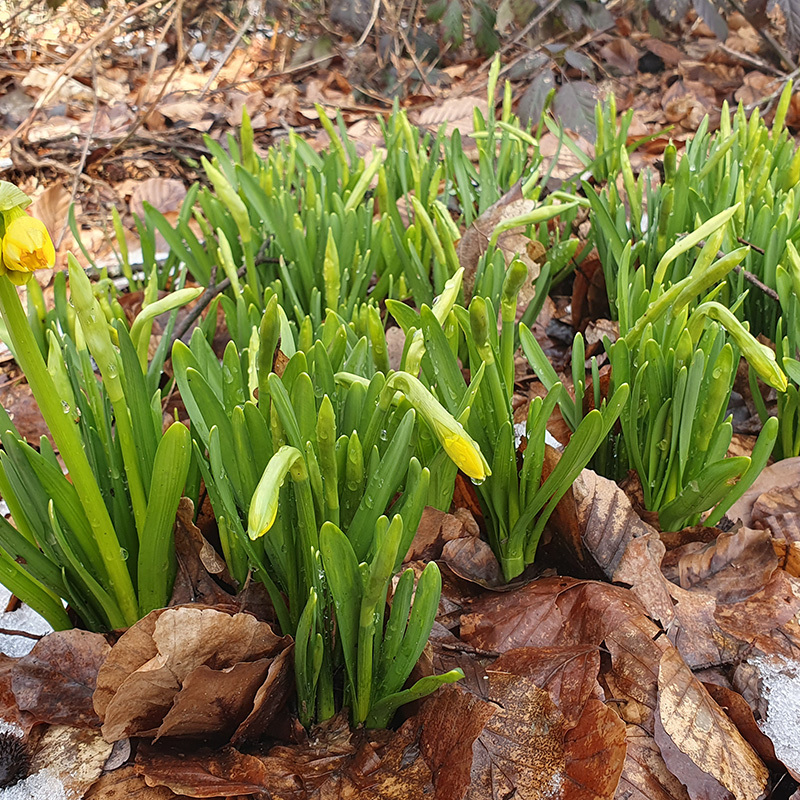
[1,769,67,800]
[0,589,65,799]
[0,587,52,659]
[513,422,563,451]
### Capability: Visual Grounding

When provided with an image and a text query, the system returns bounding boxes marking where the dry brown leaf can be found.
[656,647,768,800]
[616,725,691,800]
[22,67,95,103]
[441,536,503,587]
[130,178,188,219]
[539,131,594,183]
[85,765,201,799]
[406,506,475,563]
[137,686,488,800]
[412,95,490,139]
[96,606,292,743]
[28,182,78,262]
[727,457,800,528]
[674,527,778,602]
[569,469,659,578]
[137,744,274,797]
[599,39,640,75]
[11,629,110,729]
[170,499,238,609]
[460,577,646,654]
[702,682,779,769]
[0,654,36,735]
[456,182,541,301]
[467,648,626,800]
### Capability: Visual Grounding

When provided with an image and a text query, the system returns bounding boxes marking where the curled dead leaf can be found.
[95,606,292,744]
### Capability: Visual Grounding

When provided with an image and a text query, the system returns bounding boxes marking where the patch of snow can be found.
[513,422,563,451]
[0,587,52,658]
[1,769,67,800]
[753,652,800,774]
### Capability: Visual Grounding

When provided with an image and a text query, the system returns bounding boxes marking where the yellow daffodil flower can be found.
[1,215,55,284]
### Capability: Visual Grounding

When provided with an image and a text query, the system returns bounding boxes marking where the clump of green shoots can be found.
[0,182,200,631]
[173,298,483,727]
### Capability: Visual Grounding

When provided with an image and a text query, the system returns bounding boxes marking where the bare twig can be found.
[97,0,186,165]
[724,0,797,71]
[397,25,436,95]
[0,627,45,641]
[719,43,783,75]
[697,239,780,303]
[58,54,101,250]
[354,0,382,48]
[200,11,257,98]
[488,0,565,67]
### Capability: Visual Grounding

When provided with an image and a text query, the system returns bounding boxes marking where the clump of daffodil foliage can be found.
[0,181,197,632]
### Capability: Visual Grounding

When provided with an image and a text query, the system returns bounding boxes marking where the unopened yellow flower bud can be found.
[248,445,305,540]
[1,215,55,283]
[384,371,490,481]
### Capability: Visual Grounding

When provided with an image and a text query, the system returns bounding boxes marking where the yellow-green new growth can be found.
[248,445,306,539]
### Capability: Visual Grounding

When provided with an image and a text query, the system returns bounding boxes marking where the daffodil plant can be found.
[388,263,627,581]
[173,298,477,727]
[0,182,200,630]
[524,219,785,531]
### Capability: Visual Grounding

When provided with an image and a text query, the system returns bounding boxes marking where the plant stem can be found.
[0,276,139,626]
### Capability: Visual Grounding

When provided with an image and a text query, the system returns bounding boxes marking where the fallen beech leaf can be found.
[460,577,647,653]
[727,457,800,527]
[613,532,741,669]
[491,646,602,728]
[752,481,800,525]
[468,649,626,800]
[441,536,503,587]
[231,647,294,745]
[0,654,37,734]
[656,647,768,800]
[137,744,273,797]
[702,683,779,768]
[413,95,490,139]
[155,660,273,740]
[171,499,238,609]
[85,765,200,799]
[675,527,778,603]
[138,686,488,800]
[96,606,292,743]
[569,469,659,579]
[12,629,110,728]
[457,182,540,301]
[406,506,474,562]
[598,38,640,74]
[616,725,691,800]
[602,614,669,730]
[713,570,800,643]
[130,178,187,219]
